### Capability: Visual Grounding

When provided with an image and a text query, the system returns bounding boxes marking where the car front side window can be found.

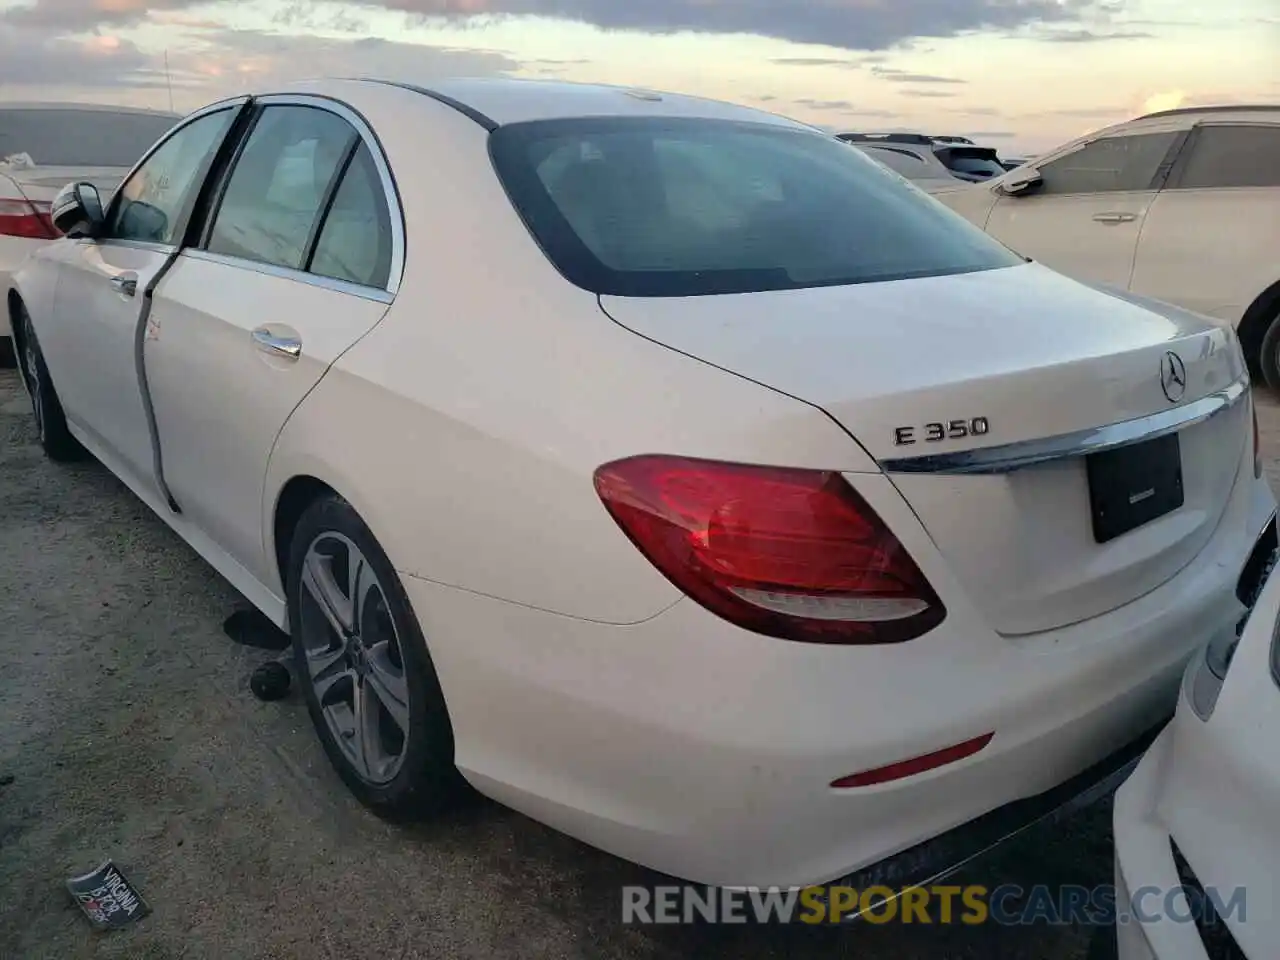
[1032,132,1180,196]
[205,105,358,272]
[107,108,237,246]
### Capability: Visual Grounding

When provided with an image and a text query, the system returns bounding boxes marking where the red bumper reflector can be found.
[830,732,995,789]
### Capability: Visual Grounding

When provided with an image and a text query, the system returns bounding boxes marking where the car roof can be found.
[1133,104,1280,122]
[1083,103,1280,140]
[284,77,816,131]
[0,101,181,118]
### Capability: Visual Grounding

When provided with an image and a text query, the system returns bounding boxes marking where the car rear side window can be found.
[0,109,177,168]
[1032,132,1179,195]
[206,105,357,271]
[1173,125,1280,189]
[309,143,392,289]
[490,117,1022,297]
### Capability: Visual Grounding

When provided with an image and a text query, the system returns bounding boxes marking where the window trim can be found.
[1163,121,1280,192]
[193,93,405,297]
[182,248,393,304]
[1010,130,1188,198]
[301,133,361,272]
[101,96,252,252]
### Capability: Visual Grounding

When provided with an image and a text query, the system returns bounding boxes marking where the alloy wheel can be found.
[298,531,411,785]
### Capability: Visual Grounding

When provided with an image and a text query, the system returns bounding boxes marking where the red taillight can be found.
[1253,398,1263,479]
[0,198,57,239]
[593,455,945,644]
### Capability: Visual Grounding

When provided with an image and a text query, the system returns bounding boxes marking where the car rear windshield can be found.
[489,117,1023,297]
[0,109,178,168]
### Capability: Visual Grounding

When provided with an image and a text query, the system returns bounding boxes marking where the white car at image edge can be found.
[6,77,1276,891]
[1112,533,1278,959]
[0,103,181,365]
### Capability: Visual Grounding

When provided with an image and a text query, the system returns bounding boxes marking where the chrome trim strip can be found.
[181,249,394,304]
[252,92,405,297]
[879,377,1249,476]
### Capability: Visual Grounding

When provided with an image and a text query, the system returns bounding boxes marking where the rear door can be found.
[143,96,400,587]
[38,104,243,486]
[981,128,1188,289]
[1132,121,1280,323]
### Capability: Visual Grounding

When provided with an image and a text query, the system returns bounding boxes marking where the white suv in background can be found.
[939,106,1280,386]
[841,139,964,194]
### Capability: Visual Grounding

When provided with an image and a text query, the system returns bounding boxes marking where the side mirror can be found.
[999,169,1043,196]
[50,181,106,238]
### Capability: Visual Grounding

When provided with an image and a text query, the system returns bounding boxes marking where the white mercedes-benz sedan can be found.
[1111,534,1277,960]
[6,78,1276,890]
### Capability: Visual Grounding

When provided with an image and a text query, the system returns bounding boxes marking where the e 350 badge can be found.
[893,417,990,446]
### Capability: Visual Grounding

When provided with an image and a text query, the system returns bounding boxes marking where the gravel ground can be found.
[2,366,1277,960]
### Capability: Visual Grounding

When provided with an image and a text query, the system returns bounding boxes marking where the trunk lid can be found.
[599,262,1249,635]
[3,164,128,203]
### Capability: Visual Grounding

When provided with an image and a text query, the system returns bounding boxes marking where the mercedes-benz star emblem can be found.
[1160,351,1187,403]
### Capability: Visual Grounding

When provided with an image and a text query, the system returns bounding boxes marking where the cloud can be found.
[794,97,855,111]
[871,66,965,84]
[0,22,519,102]
[4,0,1111,52]
[1036,27,1155,42]
[770,57,858,68]
[898,89,959,98]
[840,108,901,119]
[0,26,160,88]
[1042,106,1126,117]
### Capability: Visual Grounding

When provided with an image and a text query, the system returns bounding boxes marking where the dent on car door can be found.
[40,104,243,488]
[980,130,1185,290]
[1132,122,1280,322]
[143,100,399,588]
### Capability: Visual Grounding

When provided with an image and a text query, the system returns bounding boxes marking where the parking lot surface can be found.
[3,367,1277,960]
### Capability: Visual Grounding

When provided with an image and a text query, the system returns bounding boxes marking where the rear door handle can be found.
[1092,212,1137,224]
[110,273,138,297]
[251,326,302,360]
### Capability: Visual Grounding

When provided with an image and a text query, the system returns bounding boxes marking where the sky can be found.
[0,0,1276,154]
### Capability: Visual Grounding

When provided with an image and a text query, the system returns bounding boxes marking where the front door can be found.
[144,99,397,585]
[44,106,241,487]
[982,130,1185,291]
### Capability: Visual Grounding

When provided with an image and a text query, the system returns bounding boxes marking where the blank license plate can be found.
[1086,433,1184,544]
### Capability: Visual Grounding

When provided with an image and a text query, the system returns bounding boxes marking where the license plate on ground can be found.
[1086,433,1184,544]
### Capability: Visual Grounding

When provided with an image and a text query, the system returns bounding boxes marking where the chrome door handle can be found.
[110,274,138,297]
[251,327,302,359]
[1092,212,1137,224]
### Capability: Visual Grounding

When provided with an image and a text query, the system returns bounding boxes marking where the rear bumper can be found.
[399,473,1271,889]
[836,717,1165,900]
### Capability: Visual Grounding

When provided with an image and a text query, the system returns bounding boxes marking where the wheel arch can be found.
[7,289,28,383]
[271,474,340,594]
[1236,277,1280,378]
